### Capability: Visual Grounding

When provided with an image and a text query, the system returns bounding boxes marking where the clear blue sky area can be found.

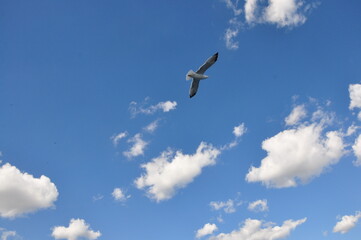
[1,0,361,239]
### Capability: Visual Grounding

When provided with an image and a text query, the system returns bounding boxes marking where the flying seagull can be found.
[186,52,218,98]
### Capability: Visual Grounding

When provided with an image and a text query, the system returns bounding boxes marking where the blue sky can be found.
[1,0,361,239]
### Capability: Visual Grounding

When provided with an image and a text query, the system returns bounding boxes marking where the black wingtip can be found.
[214,52,218,61]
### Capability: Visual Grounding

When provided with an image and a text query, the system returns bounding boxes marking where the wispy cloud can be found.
[210,199,237,214]
[285,104,307,126]
[210,218,306,240]
[112,188,131,202]
[223,122,247,149]
[129,98,177,118]
[221,0,319,49]
[123,134,148,159]
[196,223,218,239]
[144,119,160,133]
[111,131,128,146]
[248,199,269,212]
[0,228,18,240]
[333,211,361,234]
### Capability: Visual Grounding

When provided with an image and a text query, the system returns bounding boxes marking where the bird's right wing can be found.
[196,52,218,74]
[189,79,200,98]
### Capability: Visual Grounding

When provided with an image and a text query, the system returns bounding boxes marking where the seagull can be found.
[186,52,218,98]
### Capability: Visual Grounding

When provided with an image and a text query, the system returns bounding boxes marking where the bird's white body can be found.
[186,70,208,80]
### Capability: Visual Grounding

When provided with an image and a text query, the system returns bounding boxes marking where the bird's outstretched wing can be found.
[189,78,200,98]
[196,52,218,75]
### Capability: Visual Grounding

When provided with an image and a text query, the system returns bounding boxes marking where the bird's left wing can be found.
[196,52,218,74]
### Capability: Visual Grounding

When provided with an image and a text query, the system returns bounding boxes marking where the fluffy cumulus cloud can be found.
[352,134,361,166]
[248,199,269,212]
[111,131,128,146]
[196,223,218,239]
[0,163,58,218]
[112,187,130,202]
[349,84,361,110]
[123,133,148,158]
[135,142,220,201]
[244,0,313,27]
[129,99,177,117]
[210,218,306,240]
[246,123,344,188]
[263,0,307,27]
[333,211,361,234]
[223,0,318,49]
[285,104,307,126]
[210,199,236,214]
[52,219,101,240]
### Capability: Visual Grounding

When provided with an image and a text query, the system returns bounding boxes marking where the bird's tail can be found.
[186,70,195,80]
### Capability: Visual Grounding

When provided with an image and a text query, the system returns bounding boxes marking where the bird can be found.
[186,52,218,98]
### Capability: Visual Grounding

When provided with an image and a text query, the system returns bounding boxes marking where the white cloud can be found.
[248,199,269,212]
[333,211,361,234]
[135,142,220,202]
[223,123,247,149]
[123,133,148,158]
[244,0,317,27]
[0,163,58,218]
[210,218,306,240]
[111,131,128,146]
[244,0,259,23]
[52,219,101,240]
[352,134,361,167]
[222,0,242,16]
[129,99,177,117]
[222,0,243,50]
[285,104,307,126]
[196,223,218,238]
[112,188,130,202]
[0,229,17,240]
[263,0,307,27]
[346,124,359,136]
[246,123,344,188]
[144,120,160,133]
[349,84,361,110]
[92,194,104,202]
[210,200,236,213]
[233,123,247,137]
[224,23,241,50]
